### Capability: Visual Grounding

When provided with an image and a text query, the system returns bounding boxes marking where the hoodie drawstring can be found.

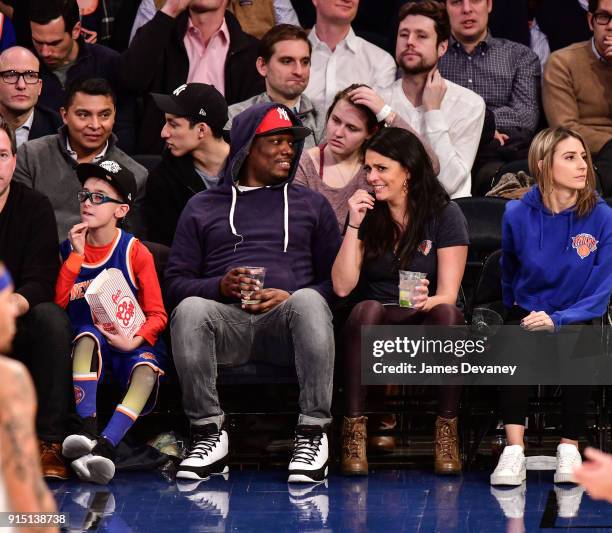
[229,186,244,253]
[283,183,289,253]
[228,184,290,253]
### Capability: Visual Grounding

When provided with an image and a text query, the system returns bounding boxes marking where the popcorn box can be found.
[85,268,145,340]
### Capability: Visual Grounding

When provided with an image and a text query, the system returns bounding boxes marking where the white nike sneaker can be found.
[554,443,582,484]
[288,425,329,483]
[490,445,526,486]
[176,424,229,481]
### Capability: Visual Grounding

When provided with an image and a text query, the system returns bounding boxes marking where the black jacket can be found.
[37,40,137,153]
[28,105,62,143]
[144,150,207,247]
[120,10,264,154]
[0,181,59,308]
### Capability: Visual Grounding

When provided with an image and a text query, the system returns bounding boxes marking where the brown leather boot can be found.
[39,440,69,480]
[434,416,462,475]
[342,416,368,476]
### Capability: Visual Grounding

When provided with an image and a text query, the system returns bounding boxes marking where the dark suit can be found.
[28,105,62,143]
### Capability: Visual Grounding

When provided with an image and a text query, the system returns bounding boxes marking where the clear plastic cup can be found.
[398,271,426,308]
[239,266,266,305]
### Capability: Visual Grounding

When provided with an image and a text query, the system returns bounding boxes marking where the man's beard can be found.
[399,56,436,76]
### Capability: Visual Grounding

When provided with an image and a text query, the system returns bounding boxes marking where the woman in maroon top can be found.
[295,84,439,231]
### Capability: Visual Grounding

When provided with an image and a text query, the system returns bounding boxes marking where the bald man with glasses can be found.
[0,46,61,148]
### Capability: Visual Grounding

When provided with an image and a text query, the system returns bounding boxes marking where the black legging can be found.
[499,306,592,441]
[342,301,464,417]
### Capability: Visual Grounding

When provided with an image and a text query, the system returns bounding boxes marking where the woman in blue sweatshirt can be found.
[491,127,612,489]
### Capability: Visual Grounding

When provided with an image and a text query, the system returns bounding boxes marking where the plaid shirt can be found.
[438,32,541,133]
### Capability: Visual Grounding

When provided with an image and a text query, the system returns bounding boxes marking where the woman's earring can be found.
[402,179,408,193]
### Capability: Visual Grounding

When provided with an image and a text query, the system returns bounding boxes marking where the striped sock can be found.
[101,404,138,447]
[73,372,98,418]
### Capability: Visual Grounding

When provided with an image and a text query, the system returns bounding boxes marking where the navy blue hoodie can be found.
[502,186,612,327]
[164,103,341,310]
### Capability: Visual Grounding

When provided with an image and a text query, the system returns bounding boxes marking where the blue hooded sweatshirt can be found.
[164,102,342,310]
[501,186,612,327]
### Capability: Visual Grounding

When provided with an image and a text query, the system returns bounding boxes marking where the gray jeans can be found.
[171,288,334,430]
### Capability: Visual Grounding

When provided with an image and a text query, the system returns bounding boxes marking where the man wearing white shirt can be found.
[375,1,484,198]
[304,0,396,112]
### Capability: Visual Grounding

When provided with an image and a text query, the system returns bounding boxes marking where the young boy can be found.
[55,160,167,485]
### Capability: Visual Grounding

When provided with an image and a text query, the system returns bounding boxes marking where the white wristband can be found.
[376,105,392,122]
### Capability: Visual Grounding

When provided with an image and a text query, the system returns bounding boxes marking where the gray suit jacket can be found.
[13,128,148,240]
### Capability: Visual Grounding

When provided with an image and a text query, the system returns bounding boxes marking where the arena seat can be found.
[455,196,508,312]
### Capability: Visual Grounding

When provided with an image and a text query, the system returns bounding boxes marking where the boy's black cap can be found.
[151,83,229,131]
[76,160,137,204]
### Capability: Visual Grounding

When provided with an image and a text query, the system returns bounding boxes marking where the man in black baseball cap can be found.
[144,83,231,246]
[77,159,137,205]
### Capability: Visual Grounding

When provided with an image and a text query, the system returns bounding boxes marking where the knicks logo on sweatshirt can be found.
[571,233,598,259]
[418,240,433,256]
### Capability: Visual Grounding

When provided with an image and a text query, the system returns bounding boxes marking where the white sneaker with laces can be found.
[176,424,229,481]
[287,425,328,483]
[490,445,526,486]
[554,443,581,484]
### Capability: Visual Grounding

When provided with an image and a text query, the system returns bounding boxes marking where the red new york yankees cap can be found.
[255,106,311,140]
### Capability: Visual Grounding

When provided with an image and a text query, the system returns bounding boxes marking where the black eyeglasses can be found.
[77,190,124,205]
[593,12,612,25]
[0,70,40,84]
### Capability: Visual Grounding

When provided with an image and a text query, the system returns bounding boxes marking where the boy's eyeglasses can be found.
[77,190,124,205]
[593,12,612,25]
[0,70,40,84]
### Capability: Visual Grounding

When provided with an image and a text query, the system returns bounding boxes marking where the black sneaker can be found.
[62,416,98,459]
[72,437,116,485]
[288,425,329,483]
[176,424,229,481]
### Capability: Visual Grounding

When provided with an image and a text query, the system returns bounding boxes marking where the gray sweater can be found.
[227,92,326,150]
[13,128,148,240]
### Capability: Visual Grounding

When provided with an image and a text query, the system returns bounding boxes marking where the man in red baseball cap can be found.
[165,102,341,486]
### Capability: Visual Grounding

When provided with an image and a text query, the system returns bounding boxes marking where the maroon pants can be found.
[341,301,464,417]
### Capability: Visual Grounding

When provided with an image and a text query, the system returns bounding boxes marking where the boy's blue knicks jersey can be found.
[60,229,140,331]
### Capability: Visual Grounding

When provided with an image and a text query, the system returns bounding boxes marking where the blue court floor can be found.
[49,468,612,532]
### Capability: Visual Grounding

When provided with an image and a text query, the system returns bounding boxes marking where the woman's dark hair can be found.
[326,83,380,135]
[362,127,449,269]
